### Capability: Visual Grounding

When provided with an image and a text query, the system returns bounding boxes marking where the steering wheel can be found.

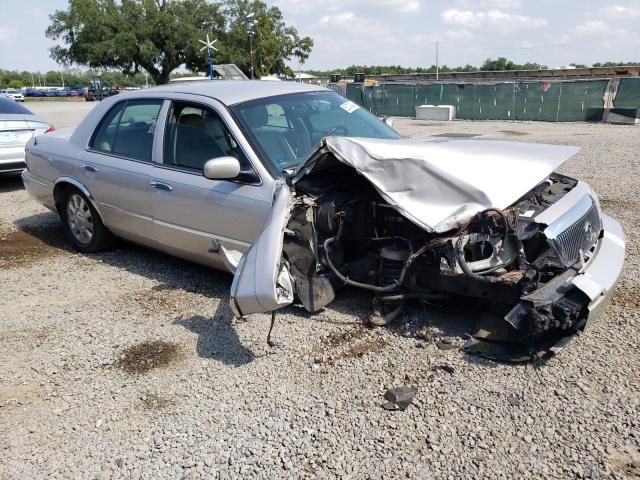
[325,125,348,137]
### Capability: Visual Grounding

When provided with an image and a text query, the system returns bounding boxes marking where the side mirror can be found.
[203,156,241,180]
[383,116,395,129]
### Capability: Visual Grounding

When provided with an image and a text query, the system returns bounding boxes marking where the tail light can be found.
[44,126,55,134]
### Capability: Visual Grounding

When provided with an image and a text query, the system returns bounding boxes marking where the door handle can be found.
[150,181,173,192]
[83,164,98,173]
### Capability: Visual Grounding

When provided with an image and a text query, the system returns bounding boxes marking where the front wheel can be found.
[60,189,115,252]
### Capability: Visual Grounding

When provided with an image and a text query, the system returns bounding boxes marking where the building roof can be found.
[136,80,328,105]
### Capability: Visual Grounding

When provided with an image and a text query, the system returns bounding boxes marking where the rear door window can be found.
[91,99,162,161]
[112,100,163,161]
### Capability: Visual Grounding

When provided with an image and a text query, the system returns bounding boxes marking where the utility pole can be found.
[60,71,65,88]
[30,72,35,88]
[435,41,439,80]
[249,32,254,79]
[245,13,256,79]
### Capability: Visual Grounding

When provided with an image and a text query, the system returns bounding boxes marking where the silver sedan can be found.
[22,81,624,361]
[0,97,53,174]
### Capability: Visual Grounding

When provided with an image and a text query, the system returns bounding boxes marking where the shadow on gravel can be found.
[174,303,255,367]
[11,213,522,367]
[0,174,24,193]
[0,223,71,268]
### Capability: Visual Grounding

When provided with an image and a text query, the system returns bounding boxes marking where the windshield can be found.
[231,91,400,173]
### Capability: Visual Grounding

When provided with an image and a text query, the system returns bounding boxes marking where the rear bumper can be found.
[0,147,27,173]
[22,170,56,211]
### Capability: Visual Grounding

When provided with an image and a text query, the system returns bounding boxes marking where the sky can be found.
[1,0,640,73]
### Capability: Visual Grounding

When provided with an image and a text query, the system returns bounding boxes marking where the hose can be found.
[323,218,401,293]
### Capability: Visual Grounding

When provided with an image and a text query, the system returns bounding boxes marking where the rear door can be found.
[80,98,163,245]
[149,97,273,269]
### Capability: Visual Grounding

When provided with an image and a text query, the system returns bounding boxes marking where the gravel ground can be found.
[1,109,639,479]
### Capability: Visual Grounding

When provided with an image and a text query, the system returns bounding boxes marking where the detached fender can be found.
[229,182,294,317]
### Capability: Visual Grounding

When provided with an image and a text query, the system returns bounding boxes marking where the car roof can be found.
[126,80,329,106]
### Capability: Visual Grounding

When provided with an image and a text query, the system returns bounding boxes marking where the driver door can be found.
[150,100,271,269]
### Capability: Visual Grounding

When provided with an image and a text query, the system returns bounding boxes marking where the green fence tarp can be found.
[343,79,608,122]
[613,78,640,118]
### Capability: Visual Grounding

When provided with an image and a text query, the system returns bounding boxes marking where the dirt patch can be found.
[308,325,389,361]
[338,338,388,359]
[599,197,640,212]
[0,382,41,408]
[611,282,640,312]
[498,130,528,136]
[114,340,182,374]
[139,393,174,411]
[609,448,640,478]
[310,325,367,355]
[0,225,70,268]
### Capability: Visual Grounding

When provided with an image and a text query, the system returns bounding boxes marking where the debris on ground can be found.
[382,386,418,411]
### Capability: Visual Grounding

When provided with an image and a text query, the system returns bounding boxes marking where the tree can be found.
[221,0,313,78]
[481,57,547,71]
[47,0,225,84]
[292,36,313,78]
[46,0,313,83]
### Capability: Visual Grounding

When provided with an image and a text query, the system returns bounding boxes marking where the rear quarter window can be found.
[0,97,31,115]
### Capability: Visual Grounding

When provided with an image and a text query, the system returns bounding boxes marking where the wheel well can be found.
[53,182,73,213]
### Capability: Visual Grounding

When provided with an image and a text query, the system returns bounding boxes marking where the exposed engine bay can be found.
[284,162,594,361]
[229,136,624,363]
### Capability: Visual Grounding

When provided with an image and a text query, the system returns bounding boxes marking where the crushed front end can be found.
[231,137,625,362]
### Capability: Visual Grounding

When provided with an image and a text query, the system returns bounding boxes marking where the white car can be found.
[1,89,25,102]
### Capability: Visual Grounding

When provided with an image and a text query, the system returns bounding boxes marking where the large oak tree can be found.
[46,0,313,84]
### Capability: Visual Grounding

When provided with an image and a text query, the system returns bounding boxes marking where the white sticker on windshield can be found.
[340,101,359,113]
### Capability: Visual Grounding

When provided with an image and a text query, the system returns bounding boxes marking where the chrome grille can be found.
[547,198,602,267]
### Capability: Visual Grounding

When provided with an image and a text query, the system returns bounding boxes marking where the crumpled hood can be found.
[294,136,580,232]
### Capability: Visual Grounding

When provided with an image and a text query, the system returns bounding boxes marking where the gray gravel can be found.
[1,108,639,479]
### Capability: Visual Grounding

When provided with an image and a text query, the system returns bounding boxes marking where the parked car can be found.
[22,81,625,360]
[1,89,25,102]
[0,97,53,174]
[25,88,45,97]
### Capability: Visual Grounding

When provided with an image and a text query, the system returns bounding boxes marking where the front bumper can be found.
[571,214,625,319]
[467,213,625,361]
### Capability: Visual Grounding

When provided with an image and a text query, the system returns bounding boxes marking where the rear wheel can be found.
[60,188,114,252]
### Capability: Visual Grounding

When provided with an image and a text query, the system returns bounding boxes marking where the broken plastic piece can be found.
[435,340,458,351]
[382,386,417,411]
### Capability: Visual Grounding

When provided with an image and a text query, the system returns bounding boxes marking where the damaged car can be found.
[22,81,625,361]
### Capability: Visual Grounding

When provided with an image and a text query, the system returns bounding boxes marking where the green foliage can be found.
[480,57,547,71]
[0,68,150,89]
[306,64,479,77]
[46,0,313,83]
[220,0,313,78]
[592,61,640,67]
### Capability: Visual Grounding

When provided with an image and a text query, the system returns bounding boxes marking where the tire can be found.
[60,188,115,253]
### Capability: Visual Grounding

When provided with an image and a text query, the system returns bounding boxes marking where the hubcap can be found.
[66,194,94,244]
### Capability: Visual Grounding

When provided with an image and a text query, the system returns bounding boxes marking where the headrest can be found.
[178,113,205,131]
[242,105,268,130]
